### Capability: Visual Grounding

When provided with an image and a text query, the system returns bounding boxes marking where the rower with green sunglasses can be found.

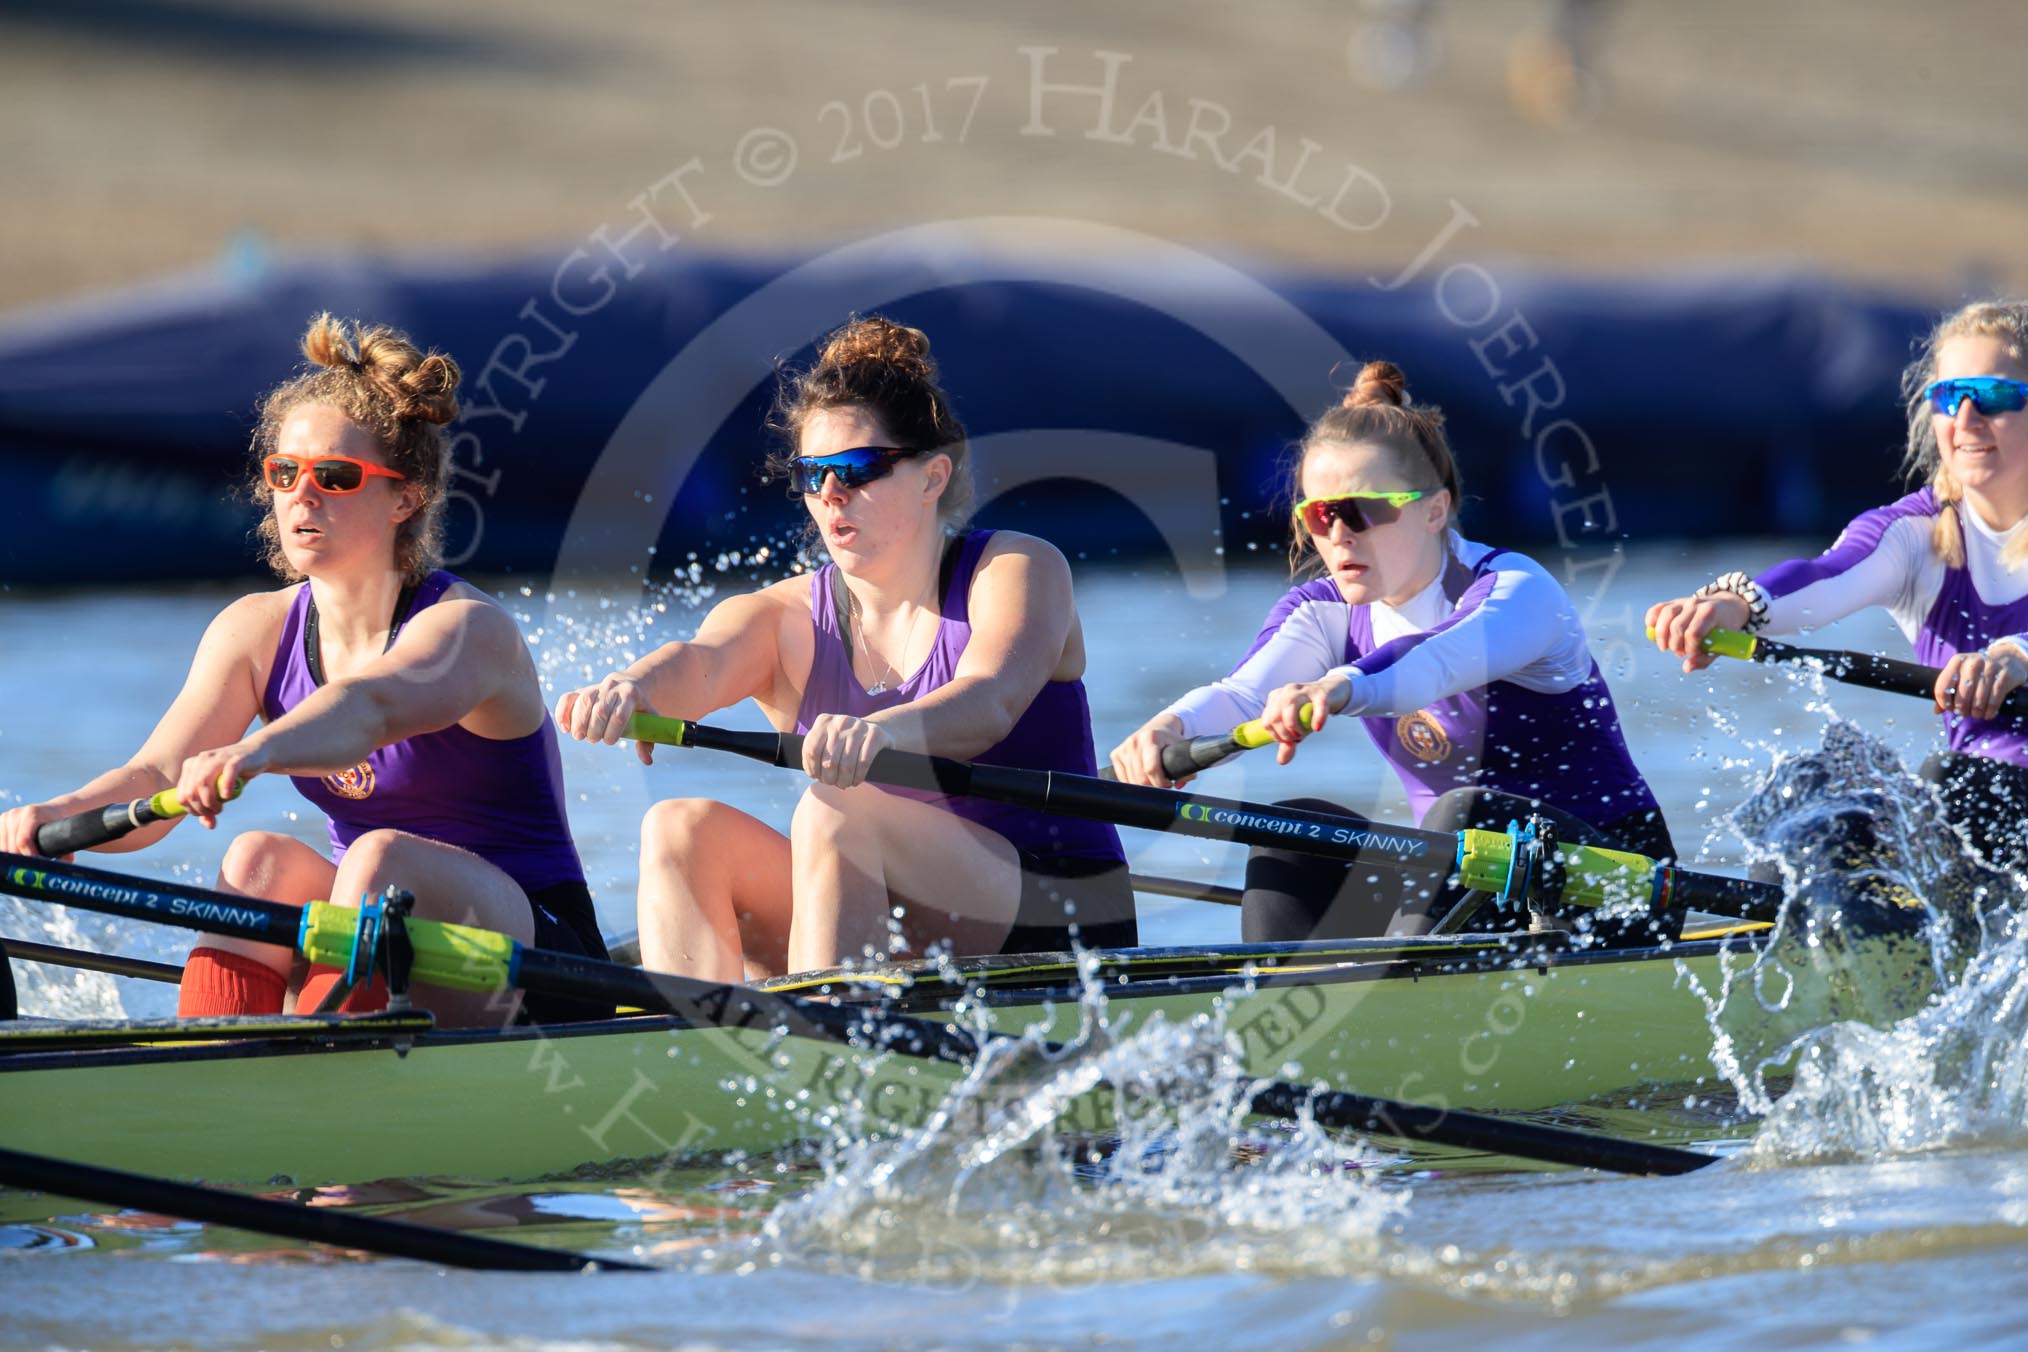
[556,315,1134,982]
[1650,300,2028,865]
[1112,360,1677,945]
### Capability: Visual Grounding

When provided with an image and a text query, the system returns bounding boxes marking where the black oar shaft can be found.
[0,1147,646,1272]
[1164,732,1243,780]
[673,722,1786,918]
[1254,1084,1717,1175]
[33,801,161,857]
[0,852,303,947]
[0,938,182,985]
[677,723,1453,873]
[1753,637,2028,717]
[1129,873,1243,907]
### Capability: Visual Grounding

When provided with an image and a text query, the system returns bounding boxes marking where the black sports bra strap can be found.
[304,580,424,687]
[937,532,965,604]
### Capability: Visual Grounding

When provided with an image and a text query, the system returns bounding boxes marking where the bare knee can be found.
[642,798,729,865]
[789,782,861,850]
[329,828,409,896]
[217,831,305,895]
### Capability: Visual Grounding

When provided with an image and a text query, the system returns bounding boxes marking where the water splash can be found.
[1,896,126,1020]
[760,975,1405,1285]
[1681,720,2028,1162]
[519,537,817,695]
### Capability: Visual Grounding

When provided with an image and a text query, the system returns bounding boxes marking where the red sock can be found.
[177,948,287,1017]
[295,963,390,1014]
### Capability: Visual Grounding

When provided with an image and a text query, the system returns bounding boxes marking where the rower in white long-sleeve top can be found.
[1114,359,1675,945]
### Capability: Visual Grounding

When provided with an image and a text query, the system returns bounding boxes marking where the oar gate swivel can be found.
[295,891,516,1002]
[1456,817,1670,926]
[295,888,429,1015]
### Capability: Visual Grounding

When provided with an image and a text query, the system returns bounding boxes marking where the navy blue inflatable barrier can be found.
[0,242,1938,584]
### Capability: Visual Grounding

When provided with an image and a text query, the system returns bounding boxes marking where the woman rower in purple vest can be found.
[1651,300,2028,866]
[557,315,1135,981]
[1113,360,1675,944]
[0,316,604,1027]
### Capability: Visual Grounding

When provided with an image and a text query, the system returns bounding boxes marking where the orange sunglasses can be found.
[263,454,407,495]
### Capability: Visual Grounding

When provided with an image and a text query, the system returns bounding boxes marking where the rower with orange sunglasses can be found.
[0,314,606,1027]
[1111,360,1676,945]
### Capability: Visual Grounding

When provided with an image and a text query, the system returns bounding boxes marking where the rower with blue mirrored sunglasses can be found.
[786,445,923,496]
[1923,377,2028,418]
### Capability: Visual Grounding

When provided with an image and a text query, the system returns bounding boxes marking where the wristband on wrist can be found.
[1693,571,1771,633]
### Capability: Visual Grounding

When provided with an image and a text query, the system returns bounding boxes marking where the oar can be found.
[31,783,238,857]
[0,937,181,984]
[0,1146,647,1272]
[0,851,1717,1176]
[1098,696,1348,783]
[1672,627,2028,718]
[626,714,1783,925]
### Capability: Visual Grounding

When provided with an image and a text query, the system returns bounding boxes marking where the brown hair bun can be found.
[1342,360,1408,410]
[247,314,460,583]
[301,312,462,426]
[769,313,974,533]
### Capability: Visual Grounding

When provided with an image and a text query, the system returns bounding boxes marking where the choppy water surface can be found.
[9,544,2028,1349]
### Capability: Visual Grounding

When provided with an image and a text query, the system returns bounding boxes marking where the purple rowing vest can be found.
[263,571,586,893]
[1913,539,2028,764]
[1343,553,1662,829]
[795,531,1126,864]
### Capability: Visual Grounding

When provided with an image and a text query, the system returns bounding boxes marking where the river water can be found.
[7,543,2028,1349]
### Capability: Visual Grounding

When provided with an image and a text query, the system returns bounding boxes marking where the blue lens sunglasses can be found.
[786,446,921,497]
[1923,376,2028,417]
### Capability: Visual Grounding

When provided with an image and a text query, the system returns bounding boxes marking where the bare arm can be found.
[172,597,533,823]
[556,586,792,763]
[0,593,273,854]
[867,534,1072,759]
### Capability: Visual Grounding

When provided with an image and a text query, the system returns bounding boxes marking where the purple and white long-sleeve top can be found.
[1756,487,2028,762]
[1164,537,1662,829]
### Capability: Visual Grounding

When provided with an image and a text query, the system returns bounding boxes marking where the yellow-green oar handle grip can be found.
[1164,688,1349,779]
[1643,625,1759,661]
[625,712,690,746]
[31,781,244,856]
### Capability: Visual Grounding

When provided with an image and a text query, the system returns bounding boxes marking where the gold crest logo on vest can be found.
[323,763,376,800]
[1396,711,1452,763]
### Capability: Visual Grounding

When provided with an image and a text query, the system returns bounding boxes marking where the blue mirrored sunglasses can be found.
[786,446,921,496]
[1923,376,2028,417]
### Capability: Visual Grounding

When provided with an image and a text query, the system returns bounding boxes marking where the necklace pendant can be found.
[867,679,888,696]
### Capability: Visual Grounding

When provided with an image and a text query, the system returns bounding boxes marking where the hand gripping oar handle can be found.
[0,849,1717,1177]
[625,715,1783,923]
[32,782,243,857]
[1674,628,2028,719]
[1157,688,1352,780]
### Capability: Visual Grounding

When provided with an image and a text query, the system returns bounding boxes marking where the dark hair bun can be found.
[817,315,935,382]
[1342,360,1408,410]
